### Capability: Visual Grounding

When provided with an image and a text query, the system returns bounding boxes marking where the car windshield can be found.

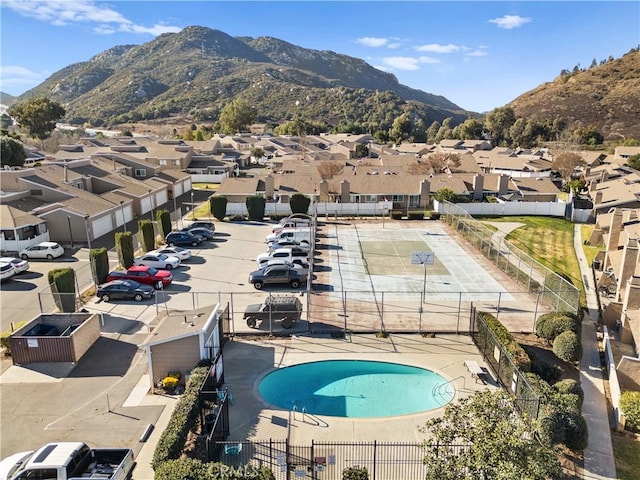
[122,280,141,288]
[173,247,185,252]
[157,254,168,260]
[147,267,158,275]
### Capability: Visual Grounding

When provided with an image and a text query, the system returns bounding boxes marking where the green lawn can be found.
[581,224,602,267]
[478,216,584,304]
[611,431,640,480]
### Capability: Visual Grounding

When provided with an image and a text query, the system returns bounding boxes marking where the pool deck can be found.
[223,333,497,444]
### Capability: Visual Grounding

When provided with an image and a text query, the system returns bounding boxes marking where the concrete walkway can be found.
[573,224,617,479]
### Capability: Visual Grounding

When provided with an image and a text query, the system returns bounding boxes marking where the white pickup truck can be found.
[0,442,135,480]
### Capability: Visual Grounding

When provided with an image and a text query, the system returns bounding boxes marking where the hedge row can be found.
[620,390,640,432]
[478,311,531,371]
[139,219,155,252]
[157,209,172,238]
[48,268,76,313]
[116,232,134,269]
[90,247,109,285]
[527,373,588,451]
[151,364,210,470]
[536,312,583,363]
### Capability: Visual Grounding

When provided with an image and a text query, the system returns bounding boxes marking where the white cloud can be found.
[382,56,440,71]
[382,56,420,71]
[466,49,488,57]
[372,64,393,73]
[387,42,401,50]
[3,0,181,36]
[356,37,389,48]
[415,43,461,54]
[489,15,531,29]
[0,65,49,90]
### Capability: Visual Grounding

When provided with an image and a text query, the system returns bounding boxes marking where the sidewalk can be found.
[573,224,617,480]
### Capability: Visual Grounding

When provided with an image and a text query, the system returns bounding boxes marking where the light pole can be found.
[84,215,95,288]
[149,190,155,222]
[172,193,178,230]
[119,201,126,233]
[67,215,74,248]
[191,191,195,220]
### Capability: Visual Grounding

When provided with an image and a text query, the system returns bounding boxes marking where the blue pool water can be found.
[258,360,454,418]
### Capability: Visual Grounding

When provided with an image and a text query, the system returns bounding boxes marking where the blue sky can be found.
[1,1,639,113]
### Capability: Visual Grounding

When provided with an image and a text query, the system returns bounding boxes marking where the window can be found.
[2,229,15,240]
[30,189,43,196]
[75,182,84,190]
[134,168,146,177]
[349,195,360,203]
[392,195,404,202]
[409,195,420,207]
[159,159,167,165]
[365,195,377,203]
[173,159,180,165]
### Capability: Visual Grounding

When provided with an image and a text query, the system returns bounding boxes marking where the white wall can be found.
[435,200,567,217]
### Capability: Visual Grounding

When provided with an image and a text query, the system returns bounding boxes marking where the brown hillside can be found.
[509,50,640,140]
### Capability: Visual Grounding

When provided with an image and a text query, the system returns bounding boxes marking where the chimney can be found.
[319,179,329,202]
[615,238,639,301]
[472,174,484,200]
[606,209,623,252]
[64,164,68,183]
[420,179,431,207]
[498,174,509,195]
[340,180,350,203]
[589,180,597,192]
[264,174,274,200]
[594,191,603,206]
[600,170,609,183]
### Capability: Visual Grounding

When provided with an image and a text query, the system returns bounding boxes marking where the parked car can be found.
[165,231,202,247]
[150,246,192,261]
[133,253,181,270]
[248,264,307,290]
[257,247,309,269]
[243,295,303,329]
[97,279,155,302]
[0,256,29,274]
[272,218,311,233]
[184,221,215,232]
[19,241,64,260]
[267,239,310,253]
[106,265,172,289]
[261,259,309,276]
[0,262,16,281]
[183,226,215,240]
[266,228,312,244]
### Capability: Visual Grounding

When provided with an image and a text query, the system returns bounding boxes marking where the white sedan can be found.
[0,256,30,274]
[150,246,192,261]
[133,253,181,270]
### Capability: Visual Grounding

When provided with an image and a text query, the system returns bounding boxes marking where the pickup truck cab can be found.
[265,227,312,245]
[248,264,307,290]
[256,248,309,269]
[0,442,134,480]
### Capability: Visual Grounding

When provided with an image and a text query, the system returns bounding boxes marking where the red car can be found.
[106,265,173,289]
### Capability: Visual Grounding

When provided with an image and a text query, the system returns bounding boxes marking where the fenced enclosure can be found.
[440,201,580,314]
[209,439,466,480]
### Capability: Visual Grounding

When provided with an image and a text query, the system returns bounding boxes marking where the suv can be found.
[165,231,202,247]
[243,295,303,329]
[185,221,215,232]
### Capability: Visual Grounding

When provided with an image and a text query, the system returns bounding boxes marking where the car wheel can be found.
[101,294,111,302]
[290,280,300,289]
[155,281,163,289]
[46,254,54,260]
[21,254,29,260]
[281,317,293,329]
[253,281,263,290]
[246,317,257,328]
[191,241,198,246]
[169,242,176,247]
[165,264,173,270]
[134,294,143,302]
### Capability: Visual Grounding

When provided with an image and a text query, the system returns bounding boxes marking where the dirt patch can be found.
[513,332,580,382]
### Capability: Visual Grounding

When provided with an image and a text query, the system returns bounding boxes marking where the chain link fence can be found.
[440,201,580,314]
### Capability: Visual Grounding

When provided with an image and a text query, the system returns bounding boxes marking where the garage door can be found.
[91,214,113,239]
[174,182,183,197]
[141,197,152,214]
[155,190,168,207]
[116,205,134,228]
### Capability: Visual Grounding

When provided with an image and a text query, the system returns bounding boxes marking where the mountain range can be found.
[7,26,640,139]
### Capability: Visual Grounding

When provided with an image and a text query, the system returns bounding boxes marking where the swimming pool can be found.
[258,360,454,418]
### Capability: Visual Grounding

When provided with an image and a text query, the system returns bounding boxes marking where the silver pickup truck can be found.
[0,442,134,480]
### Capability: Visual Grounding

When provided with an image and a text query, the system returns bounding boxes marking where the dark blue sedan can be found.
[97,279,155,302]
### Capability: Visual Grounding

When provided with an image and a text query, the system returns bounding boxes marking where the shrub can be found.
[553,331,582,363]
[289,193,310,214]
[156,209,171,238]
[151,365,210,469]
[246,195,266,221]
[563,410,589,450]
[154,458,207,480]
[210,196,228,221]
[530,359,563,384]
[90,247,109,285]
[391,210,403,220]
[536,312,581,341]
[554,379,584,407]
[620,391,640,432]
[1,322,27,355]
[115,232,134,269]
[342,466,369,480]
[47,268,76,312]
[538,406,566,446]
[139,219,155,252]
